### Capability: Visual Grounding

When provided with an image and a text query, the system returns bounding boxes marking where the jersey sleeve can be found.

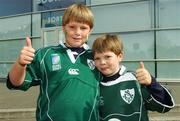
[6,50,41,91]
[142,77,175,113]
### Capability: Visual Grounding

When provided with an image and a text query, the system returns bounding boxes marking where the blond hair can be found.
[92,34,123,56]
[62,4,94,29]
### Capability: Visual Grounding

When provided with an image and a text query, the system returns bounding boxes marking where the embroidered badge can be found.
[51,54,61,71]
[120,88,135,104]
[87,59,95,70]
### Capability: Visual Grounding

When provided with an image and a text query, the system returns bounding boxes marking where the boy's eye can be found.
[69,26,75,29]
[94,57,100,61]
[105,56,111,59]
[81,27,87,30]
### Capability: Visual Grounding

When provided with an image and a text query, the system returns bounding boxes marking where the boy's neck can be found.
[66,46,85,59]
[102,69,120,82]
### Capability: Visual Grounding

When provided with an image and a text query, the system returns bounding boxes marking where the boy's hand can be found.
[136,62,152,85]
[18,37,35,67]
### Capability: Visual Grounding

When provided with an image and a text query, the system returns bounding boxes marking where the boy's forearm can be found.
[9,60,26,86]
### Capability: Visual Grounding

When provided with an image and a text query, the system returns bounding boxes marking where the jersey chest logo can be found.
[51,54,61,71]
[120,88,135,104]
[87,59,95,70]
[68,68,79,75]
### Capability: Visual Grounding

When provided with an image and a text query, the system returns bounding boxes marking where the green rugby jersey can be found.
[99,65,174,121]
[7,43,100,121]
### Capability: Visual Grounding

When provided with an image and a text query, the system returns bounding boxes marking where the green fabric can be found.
[16,44,100,121]
[99,68,174,121]
[100,78,148,121]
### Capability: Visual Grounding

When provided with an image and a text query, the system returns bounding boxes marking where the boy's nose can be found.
[75,28,81,35]
[100,59,106,65]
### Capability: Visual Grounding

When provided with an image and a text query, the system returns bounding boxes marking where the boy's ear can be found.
[118,52,124,60]
[62,26,68,37]
[86,29,92,41]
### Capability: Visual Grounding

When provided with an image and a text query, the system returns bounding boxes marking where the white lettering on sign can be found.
[47,16,61,24]
[37,0,62,4]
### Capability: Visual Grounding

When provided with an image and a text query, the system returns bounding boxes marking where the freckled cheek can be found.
[95,62,103,70]
[106,61,113,66]
[109,63,117,70]
[94,62,100,68]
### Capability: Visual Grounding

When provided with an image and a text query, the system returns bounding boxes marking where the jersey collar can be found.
[59,42,90,50]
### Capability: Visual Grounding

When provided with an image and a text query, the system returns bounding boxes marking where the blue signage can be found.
[42,11,64,27]
[40,0,86,28]
[0,0,31,17]
[37,0,85,11]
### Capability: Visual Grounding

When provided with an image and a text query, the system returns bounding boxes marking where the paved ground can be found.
[0,82,38,121]
[0,82,38,109]
[0,81,180,121]
[1,82,180,109]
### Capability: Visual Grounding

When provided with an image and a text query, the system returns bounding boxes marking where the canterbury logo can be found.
[68,68,79,75]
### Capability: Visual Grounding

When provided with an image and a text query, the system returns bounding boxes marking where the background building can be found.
[0,0,180,120]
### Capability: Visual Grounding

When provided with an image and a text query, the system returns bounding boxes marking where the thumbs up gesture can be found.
[136,62,152,85]
[18,37,35,67]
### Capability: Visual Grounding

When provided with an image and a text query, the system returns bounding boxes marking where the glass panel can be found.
[88,34,100,48]
[0,64,12,78]
[157,62,180,79]
[0,0,31,17]
[32,13,41,36]
[156,30,180,59]
[43,29,59,47]
[0,38,41,78]
[91,0,142,5]
[58,28,65,44]
[0,39,25,61]
[123,61,155,76]
[121,32,154,60]
[32,38,43,50]
[0,15,31,39]
[92,1,152,33]
[89,32,154,60]
[158,0,180,28]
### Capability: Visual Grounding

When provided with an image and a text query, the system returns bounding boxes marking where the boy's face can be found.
[62,21,91,47]
[94,51,123,77]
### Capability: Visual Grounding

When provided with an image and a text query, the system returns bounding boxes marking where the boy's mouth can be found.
[73,37,82,39]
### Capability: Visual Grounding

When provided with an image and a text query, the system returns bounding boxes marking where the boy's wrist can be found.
[17,59,26,67]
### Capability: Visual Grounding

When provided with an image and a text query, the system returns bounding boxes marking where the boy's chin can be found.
[73,42,84,47]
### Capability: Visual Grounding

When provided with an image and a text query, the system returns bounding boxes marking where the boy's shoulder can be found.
[34,45,66,60]
[83,49,94,59]
[36,44,64,53]
[119,65,136,76]
[86,49,93,54]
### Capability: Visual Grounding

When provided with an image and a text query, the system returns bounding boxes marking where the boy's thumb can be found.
[139,61,145,69]
[26,37,32,47]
